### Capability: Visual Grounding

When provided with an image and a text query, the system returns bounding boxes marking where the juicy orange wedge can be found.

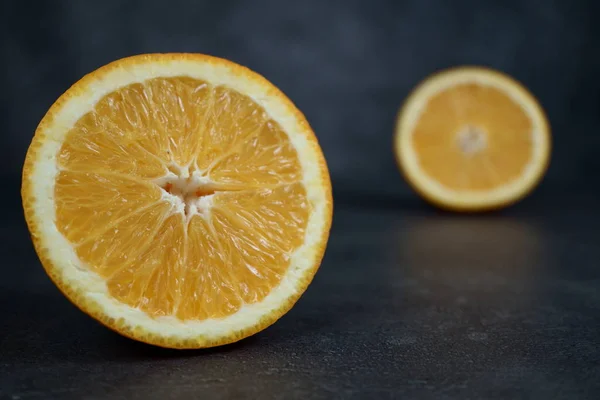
[394,66,551,211]
[22,54,332,348]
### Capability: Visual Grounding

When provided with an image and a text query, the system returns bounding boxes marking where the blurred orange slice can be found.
[22,53,333,348]
[394,66,551,211]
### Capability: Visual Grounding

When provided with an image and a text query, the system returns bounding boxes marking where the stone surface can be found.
[2,199,600,399]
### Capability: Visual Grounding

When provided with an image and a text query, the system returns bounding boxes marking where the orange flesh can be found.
[55,77,309,321]
[411,83,534,191]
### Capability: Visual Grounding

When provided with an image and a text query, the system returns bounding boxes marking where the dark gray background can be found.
[3,0,600,203]
[3,1,600,399]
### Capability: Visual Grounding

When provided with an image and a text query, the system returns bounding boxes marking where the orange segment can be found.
[57,113,167,179]
[93,77,214,166]
[107,214,187,317]
[75,201,172,277]
[213,183,310,253]
[196,86,269,171]
[209,120,303,186]
[210,183,310,302]
[395,66,551,211]
[55,170,163,244]
[176,216,233,321]
[23,53,332,349]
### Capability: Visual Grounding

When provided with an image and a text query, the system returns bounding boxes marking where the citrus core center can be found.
[456,125,487,155]
[155,166,220,219]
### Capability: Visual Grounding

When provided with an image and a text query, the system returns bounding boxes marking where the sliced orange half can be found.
[394,66,551,211]
[22,53,333,349]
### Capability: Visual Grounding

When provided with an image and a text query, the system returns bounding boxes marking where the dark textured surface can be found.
[2,198,600,399]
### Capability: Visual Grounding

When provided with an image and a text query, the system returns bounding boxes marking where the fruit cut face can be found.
[411,82,534,191]
[54,76,310,321]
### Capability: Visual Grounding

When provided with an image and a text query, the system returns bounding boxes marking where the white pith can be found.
[27,58,330,340]
[153,169,217,220]
[395,68,550,208]
[456,125,487,155]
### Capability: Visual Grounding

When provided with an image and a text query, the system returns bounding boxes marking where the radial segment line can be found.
[59,167,156,186]
[479,155,502,186]
[205,216,245,305]
[172,218,189,316]
[190,86,216,170]
[210,181,301,196]
[203,119,268,174]
[214,207,292,281]
[104,205,177,281]
[214,197,295,255]
[74,200,168,248]
[130,140,171,168]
